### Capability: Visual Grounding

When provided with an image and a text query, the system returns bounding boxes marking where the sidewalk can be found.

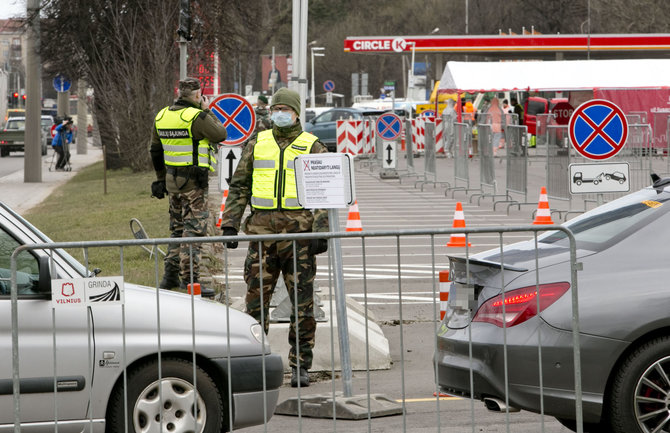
[0,141,103,214]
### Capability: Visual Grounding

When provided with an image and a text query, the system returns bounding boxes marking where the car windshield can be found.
[5,120,24,130]
[526,100,546,116]
[539,188,670,249]
[41,118,52,128]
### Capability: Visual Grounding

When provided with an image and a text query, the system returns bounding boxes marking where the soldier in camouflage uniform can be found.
[253,94,272,137]
[150,77,227,298]
[220,88,329,387]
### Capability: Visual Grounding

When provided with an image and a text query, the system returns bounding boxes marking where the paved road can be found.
[224,152,608,432]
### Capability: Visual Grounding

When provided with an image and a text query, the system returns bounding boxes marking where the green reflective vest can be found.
[251,130,318,210]
[155,106,216,171]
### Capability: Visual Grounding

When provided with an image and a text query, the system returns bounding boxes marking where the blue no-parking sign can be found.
[568,99,628,160]
[323,80,335,92]
[209,94,256,146]
[375,113,402,140]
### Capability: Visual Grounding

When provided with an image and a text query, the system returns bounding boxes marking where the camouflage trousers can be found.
[164,187,209,282]
[244,238,317,370]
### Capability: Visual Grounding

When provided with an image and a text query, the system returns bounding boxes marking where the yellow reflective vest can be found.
[251,130,318,210]
[155,106,216,171]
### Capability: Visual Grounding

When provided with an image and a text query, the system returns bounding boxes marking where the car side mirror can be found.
[38,255,52,294]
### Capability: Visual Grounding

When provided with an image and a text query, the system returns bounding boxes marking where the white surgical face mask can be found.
[272,111,294,127]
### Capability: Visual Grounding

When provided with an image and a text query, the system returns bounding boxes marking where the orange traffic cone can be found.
[215,190,228,228]
[446,202,472,247]
[532,187,554,225]
[345,200,363,232]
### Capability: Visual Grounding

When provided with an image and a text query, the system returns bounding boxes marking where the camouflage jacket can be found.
[255,107,272,133]
[220,122,329,234]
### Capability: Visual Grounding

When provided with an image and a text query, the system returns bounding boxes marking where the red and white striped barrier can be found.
[363,119,375,155]
[435,118,445,154]
[439,270,450,320]
[336,120,364,155]
[215,189,228,228]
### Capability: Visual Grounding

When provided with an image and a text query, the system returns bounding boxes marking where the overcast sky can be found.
[1,0,27,19]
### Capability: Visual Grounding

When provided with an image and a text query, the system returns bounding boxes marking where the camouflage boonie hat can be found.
[178,77,201,92]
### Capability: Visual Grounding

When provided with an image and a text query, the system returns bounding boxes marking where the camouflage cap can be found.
[258,95,268,104]
[178,77,201,92]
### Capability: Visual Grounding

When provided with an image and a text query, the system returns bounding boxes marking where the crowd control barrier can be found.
[9,223,585,432]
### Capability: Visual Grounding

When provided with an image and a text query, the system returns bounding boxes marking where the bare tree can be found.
[40,0,179,171]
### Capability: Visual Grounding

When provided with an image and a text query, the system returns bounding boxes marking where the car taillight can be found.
[473,282,570,328]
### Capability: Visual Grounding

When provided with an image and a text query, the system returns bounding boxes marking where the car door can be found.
[307,110,336,143]
[0,222,91,431]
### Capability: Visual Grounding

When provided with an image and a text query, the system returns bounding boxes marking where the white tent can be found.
[438,59,670,93]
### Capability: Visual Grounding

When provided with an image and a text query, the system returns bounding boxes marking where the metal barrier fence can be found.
[495,124,529,211]
[446,123,471,196]
[8,224,588,433]
[469,123,499,204]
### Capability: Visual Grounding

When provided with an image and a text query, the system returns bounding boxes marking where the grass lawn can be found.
[24,162,223,288]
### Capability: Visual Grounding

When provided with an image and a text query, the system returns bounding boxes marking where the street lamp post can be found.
[310,47,325,108]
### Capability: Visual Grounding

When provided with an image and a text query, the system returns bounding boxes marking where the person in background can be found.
[511,97,524,125]
[52,118,73,171]
[220,88,329,388]
[150,77,227,298]
[502,99,511,113]
[252,94,272,140]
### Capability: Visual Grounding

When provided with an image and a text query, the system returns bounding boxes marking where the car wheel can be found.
[576,180,582,186]
[607,336,670,433]
[593,180,599,185]
[619,179,625,184]
[106,358,225,433]
[605,175,611,180]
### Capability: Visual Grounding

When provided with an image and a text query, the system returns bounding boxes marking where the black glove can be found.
[309,238,328,255]
[151,180,168,199]
[222,227,238,249]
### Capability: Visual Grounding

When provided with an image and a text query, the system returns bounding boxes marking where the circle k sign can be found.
[568,99,628,160]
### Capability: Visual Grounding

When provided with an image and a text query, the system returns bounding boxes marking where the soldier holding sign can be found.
[221,88,329,387]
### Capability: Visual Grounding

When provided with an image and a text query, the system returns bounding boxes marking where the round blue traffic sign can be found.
[209,94,256,146]
[376,113,402,140]
[53,74,71,92]
[568,99,628,160]
[420,110,436,117]
[323,80,335,92]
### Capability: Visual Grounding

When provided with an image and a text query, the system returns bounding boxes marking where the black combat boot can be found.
[180,279,216,299]
[291,367,309,387]
[159,273,181,290]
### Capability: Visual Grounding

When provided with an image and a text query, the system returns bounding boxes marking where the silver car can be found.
[435,175,670,433]
[0,201,283,432]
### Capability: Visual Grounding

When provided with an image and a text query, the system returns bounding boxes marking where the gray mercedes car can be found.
[0,201,283,432]
[435,174,670,433]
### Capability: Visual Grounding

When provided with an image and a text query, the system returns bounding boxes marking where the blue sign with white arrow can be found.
[53,74,71,92]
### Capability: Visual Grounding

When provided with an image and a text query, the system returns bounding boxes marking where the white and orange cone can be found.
[215,190,228,228]
[345,200,363,232]
[446,202,472,247]
[439,270,450,321]
[532,187,554,225]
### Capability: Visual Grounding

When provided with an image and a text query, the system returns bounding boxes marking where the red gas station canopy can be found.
[343,34,670,57]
